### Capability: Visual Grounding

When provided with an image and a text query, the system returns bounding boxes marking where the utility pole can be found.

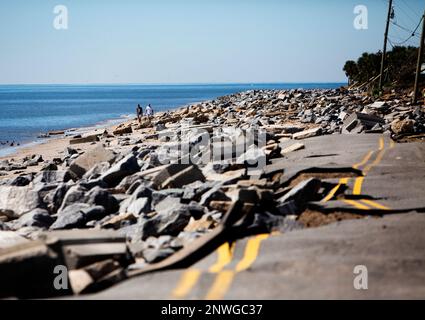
[379,0,393,93]
[413,11,425,104]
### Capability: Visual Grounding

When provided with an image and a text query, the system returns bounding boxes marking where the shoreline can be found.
[0,115,139,181]
[0,114,134,160]
[0,95,210,162]
[0,83,345,160]
[0,99,197,179]
[0,99,206,161]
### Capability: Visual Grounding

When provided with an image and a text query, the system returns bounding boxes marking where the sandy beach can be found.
[0,117,136,179]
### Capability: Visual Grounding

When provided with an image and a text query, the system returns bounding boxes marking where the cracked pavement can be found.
[72,133,425,299]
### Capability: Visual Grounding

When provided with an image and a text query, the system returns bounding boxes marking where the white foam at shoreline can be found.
[0,115,132,158]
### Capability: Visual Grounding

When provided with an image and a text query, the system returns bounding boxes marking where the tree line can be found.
[343,46,420,91]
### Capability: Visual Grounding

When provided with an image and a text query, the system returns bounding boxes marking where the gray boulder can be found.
[0,186,43,219]
[137,197,191,240]
[23,154,43,167]
[119,185,153,214]
[50,204,106,230]
[41,162,58,171]
[142,247,176,263]
[82,162,111,180]
[69,145,116,178]
[85,186,119,214]
[160,165,206,189]
[33,170,72,184]
[199,186,230,207]
[58,185,118,214]
[100,153,140,187]
[151,189,184,206]
[58,185,87,212]
[11,208,54,229]
[126,198,150,216]
[0,221,10,231]
[43,182,73,213]
[1,174,33,187]
[50,203,89,230]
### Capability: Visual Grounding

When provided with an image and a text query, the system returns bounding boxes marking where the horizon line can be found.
[0,81,347,86]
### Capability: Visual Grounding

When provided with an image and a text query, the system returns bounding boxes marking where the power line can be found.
[391,19,422,36]
[389,35,416,46]
[398,0,422,20]
[393,3,418,25]
[390,0,423,43]
[390,22,411,42]
[389,15,424,45]
[393,7,415,29]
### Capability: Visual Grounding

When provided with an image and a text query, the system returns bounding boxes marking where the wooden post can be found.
[413,11,425,104]
[379,0,393,93]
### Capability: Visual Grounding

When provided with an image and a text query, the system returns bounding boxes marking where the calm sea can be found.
[0,83,343,155]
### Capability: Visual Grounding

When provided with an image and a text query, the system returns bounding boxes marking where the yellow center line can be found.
[321,184,341,203]
[204,271,235,300]
[235,234,269,272]
[354,147,386,195]
[353,150,374,169]
[325,137,387,198]
[175,136,392,300]
[342,199,371,210]
[353,176,364,195]
[171,269,202,299]
[322,149,374,202]
[205,234,269,300]
[171,242,234,299]
[323,136,392,212]
[208,242,234,273]
[339,177,349,185]
[360,199,390,210]
[379,136,385,150]
[363,148,386,175]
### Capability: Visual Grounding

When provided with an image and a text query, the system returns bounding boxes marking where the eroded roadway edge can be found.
[73,133,425,299]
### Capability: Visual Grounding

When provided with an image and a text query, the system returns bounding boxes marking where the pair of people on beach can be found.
[136,104,154,123]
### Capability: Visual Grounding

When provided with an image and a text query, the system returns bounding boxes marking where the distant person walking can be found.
[136,104,143,123]
[145,104,154,118]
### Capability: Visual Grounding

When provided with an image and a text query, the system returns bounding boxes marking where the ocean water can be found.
[0,83,343,154]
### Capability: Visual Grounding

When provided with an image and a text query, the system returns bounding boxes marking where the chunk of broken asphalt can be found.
[277,178,322,215]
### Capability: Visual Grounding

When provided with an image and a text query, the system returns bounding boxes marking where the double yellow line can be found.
[171,234,269,300]
[323,136,394,210]
[172,136,394,299]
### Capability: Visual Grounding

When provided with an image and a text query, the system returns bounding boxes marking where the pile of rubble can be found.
[151,88,424,137]
[0,88,424,298]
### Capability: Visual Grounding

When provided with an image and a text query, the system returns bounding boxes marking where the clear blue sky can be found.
[0,0,423,84]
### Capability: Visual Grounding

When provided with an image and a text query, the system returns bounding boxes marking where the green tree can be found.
[343,60,358,85]
[343,46,420,90]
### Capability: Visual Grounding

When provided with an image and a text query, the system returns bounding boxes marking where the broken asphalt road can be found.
[67,133,425,299]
